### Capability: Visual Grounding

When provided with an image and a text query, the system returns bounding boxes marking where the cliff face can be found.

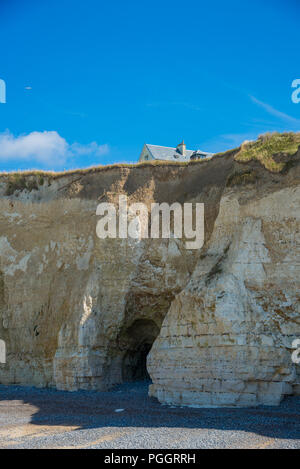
[0,140,299,407]
[148,180,300,406]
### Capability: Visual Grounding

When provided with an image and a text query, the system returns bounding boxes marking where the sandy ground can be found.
[0,382,299,449]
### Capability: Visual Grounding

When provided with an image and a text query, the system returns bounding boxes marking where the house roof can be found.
[144,144,212,161]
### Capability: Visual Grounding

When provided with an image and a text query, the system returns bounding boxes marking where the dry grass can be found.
[212,146,240,159]
[234,132,300,172]
[0,156,212,182]
[0,132,299,193]
[1,158,213,195]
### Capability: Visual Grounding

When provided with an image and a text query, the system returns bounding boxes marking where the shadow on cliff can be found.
[0,382,299,442]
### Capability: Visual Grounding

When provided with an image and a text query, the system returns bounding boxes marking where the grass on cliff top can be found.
[0,155,212,182]
[234,132,300,172]
[1,132,299,188]
[2,158,213,194]
[5,173,41,195]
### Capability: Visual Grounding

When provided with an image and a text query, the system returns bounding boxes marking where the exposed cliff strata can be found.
[0,134,299,407]
[148,185,300,406]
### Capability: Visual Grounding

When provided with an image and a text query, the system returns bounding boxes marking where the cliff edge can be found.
[0,132,299,407]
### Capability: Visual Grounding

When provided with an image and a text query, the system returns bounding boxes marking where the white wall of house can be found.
[139,145,153,162]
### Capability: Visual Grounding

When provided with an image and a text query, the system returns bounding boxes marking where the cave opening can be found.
[121,319,159,383]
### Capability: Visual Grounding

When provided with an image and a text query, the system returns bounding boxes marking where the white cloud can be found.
[0,131,67,166]
[0,130,109,168]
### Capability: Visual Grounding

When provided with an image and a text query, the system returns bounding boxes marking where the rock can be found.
[148,184,300,407]
[0,148,299,407]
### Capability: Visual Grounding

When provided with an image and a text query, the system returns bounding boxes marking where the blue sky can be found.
[0,0,299,171]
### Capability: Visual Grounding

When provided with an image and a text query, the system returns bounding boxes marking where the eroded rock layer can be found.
[0,149,299,407]
[148,184,300,406]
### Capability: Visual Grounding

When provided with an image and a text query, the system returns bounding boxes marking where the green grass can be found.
[5,174,40,195]
[226,170,258,187]
[1,132,299,193]
[234,132,300,172]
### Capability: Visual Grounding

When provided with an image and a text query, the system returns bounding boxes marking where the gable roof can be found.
[144,144,212,161]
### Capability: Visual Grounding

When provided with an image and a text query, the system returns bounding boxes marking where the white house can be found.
[139,141,213,163]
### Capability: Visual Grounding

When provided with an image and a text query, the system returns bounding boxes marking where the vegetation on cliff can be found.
[234,132,300,172]
[1,132,299,194]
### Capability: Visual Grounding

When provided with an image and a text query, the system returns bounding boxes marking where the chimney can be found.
[176,140,186,156]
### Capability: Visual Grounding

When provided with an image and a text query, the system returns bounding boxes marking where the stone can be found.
[0,150,299,407]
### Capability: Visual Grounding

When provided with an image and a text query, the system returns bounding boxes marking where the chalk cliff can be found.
[0,133,299,407]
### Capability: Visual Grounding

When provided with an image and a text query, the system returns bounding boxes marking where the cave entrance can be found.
[121,319,159,383]
[122,343,152,381]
